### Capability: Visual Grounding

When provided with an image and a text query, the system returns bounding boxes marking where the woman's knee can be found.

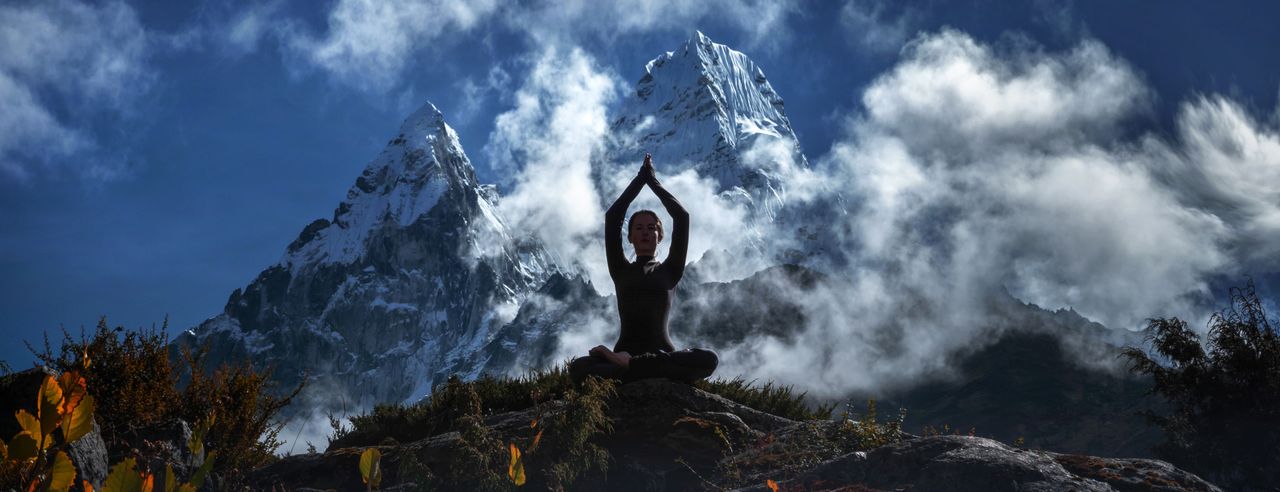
[691,348,719,371]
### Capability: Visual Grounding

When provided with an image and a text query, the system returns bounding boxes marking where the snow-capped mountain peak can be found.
[281,102,478,274]
[614,31,804,194]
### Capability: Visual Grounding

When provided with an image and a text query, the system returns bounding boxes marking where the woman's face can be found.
[628,214,662,256]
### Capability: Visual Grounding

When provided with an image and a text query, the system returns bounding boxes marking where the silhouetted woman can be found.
[569,154,719,383]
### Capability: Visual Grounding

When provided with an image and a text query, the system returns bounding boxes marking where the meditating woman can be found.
[569,154,719,384]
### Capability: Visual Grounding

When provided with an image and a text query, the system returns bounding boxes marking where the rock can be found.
[750,435,1222,492]
[248,379,1222,492]
[131,418,201,480]
[65,421,110,490]
[0,367,110,490]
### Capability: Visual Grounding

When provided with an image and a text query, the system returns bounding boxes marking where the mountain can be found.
[176,103,561,408]
[604,31,845,270]
[608,31,805,200]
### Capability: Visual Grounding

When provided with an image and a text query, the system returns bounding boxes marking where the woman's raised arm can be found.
[644,169,689,286]
[605,170,647,279]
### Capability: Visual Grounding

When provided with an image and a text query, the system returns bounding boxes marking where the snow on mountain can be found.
[177,102,561,410]
[605,31,845,276]
[608,31,808,212]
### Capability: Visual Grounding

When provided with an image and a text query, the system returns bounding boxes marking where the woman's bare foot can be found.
[589,345,632,368]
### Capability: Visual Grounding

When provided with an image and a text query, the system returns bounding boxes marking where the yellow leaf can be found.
[508,442,526,486]
[63,395,95,444]
[358,448,382,488]
[104,458,142,492]
[46,451,77,492]
[81,479,94,492]
[82,347,91,370]
[163,463,176,492]
[531,429,543,451]
[0,437,6,460]
[7,431,38,461]
[39,375,63,438]
[766,479,779,492]
[176,485,196,492]
[15,410,40,440]
[57,371,87,417]
[530,418,537,429]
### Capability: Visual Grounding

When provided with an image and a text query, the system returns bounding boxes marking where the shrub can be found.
[30,317,301,486]
[1122,281,1280,491]
[838,399,906,450]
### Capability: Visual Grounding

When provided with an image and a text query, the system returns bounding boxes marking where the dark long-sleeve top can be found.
[604,171,690,355]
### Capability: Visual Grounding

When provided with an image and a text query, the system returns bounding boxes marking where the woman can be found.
[569,154,719,384]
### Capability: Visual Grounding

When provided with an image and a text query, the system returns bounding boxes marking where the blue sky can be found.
[3,0,1280,368]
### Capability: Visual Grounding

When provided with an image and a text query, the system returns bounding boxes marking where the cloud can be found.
[283,0,500,91]
[1149,96,1280,271]
[223,0,287,57]
[838,0,923,54]
[506,0,800,50]
[451,65,512,125]
[0,0,154,182]
[485,47,621,288]
[827,29,1233,329]
[280,0,800,92]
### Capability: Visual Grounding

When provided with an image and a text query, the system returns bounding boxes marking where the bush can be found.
[1122,281,1280,491]
[30,317,301,486]
[332,365,578,449]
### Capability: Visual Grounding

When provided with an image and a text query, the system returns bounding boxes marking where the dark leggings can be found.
[569,348,719,384]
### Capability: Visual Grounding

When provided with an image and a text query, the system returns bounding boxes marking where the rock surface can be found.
[247,379,1218,491]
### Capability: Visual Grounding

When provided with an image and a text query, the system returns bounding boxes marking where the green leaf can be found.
[103,458,142,492]
[7,431,39,461]
[44,451,77,492]
[188,450,215,489]
[63,395,95,444]
[359,448,382,488]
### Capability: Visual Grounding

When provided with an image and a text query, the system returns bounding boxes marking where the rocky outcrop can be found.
[247,379,1218,491]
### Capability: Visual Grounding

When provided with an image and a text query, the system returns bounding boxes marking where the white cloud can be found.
[667,30,1277,397]
[281,0,800,92]
[507,0,799,51]
[838,0,922,54]
[451,65,512,125]
[1150,96,1280,271]
[223,0,286,57]
[486,47,621,289]
[0,0,153,182]
[283,0,500,91]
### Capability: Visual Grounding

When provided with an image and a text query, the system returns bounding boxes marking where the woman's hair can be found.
[628,209,664,240]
